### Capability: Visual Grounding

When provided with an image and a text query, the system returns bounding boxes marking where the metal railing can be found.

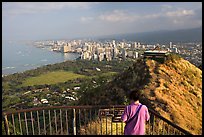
[2,105,192,135]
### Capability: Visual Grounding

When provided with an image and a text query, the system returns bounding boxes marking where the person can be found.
[121,90,150,135]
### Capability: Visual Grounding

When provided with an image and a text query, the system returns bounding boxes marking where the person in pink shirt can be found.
[121,90,150,135]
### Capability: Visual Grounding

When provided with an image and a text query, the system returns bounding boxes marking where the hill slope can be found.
[143,57,202,135]
[78,55,202,134]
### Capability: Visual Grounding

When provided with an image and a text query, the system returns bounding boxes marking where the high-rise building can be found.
[105,47,112,53]
[121,49,127,59]
[63,45,69,53]
[54,41,58,48]
[135,52,139,58]
[105,52,112,61]
[112,40,116,48]
[113,47,118,59]
[170,42,172,49]
[81,51,91,60]
[62,43,72,53]
[98,53,105,61]
[137,42,141,48]
[134,42,138,48]
[97,47,104,54]
[120,42,124,48]
[87,44,92,52]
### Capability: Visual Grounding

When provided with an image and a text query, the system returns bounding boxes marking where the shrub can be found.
[165,53,181,63]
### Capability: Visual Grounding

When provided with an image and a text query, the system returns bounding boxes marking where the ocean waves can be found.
[2,66,16,70]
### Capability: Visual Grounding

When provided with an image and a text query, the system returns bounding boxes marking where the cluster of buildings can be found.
[79,40,141,61]
[176,42,202,67]
[35,40,141,61]
[16,86,80,107]
[34,39,202,67]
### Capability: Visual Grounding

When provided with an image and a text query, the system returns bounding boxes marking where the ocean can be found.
[2,40,80,75]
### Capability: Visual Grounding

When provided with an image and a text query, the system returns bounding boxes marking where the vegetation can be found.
[143,56,202,135]
[165,53,182,63]
[2,60,133,111]
[79,117,125,135]
[21,71,85,86]
[2,56,202,135]
[77,56,202,135]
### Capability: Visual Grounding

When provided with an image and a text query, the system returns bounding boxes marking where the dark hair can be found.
[129,90,141,101]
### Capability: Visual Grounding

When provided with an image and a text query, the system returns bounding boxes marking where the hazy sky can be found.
[2,2,202,41]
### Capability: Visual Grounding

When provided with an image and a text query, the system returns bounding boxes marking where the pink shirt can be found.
[121,102,150,135]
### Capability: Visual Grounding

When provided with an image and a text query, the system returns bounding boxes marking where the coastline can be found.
[2,52,81,76]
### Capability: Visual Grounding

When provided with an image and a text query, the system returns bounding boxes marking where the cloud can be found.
[94,7,201,33]
[80,16,94,23]
[97,8,197,24]
[3,2,202,40]
[161,4,173,11]
[2,2,98,17]
[98,10,139,22]
[143,13,162,19]
[98,9,164,23]
[166,9,194,17]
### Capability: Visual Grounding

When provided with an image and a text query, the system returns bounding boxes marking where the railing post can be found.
[2,105,194,135]
[73,109,76,135]
[152,115,155,135]
[3,114,10,135]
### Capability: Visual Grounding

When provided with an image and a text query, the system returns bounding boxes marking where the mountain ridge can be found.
[96,27,202,44]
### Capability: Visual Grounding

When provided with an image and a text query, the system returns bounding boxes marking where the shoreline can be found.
[2,54,81,76]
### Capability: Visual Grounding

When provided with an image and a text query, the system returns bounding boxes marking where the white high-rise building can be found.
[170,42,172,48]
[134,42,138,48]
[98,53,105,61]
[120,42,124,48]
[87,44,92,52]
[135,52,139,58]
[137,42,141,48]
[81,51,91,60]
[112,40,116,47]
[97,47,104,54]
[63,45,69,53]
[62,43,71,53]
[105,52,112,61]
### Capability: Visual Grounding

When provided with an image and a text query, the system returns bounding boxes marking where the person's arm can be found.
[121,106,128,122]
[145,106,150,121]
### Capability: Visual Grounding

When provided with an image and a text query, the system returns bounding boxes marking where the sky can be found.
[2,2,202,41]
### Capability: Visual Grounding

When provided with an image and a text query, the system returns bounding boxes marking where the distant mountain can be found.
[97,27,202,44]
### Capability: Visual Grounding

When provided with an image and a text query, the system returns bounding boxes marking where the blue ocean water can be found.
[2,40,80,75]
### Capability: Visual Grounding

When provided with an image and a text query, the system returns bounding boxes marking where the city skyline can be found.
[2,2,202,41]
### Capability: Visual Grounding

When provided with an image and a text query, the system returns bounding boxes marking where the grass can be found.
[79,117,125,135]
[145,59,202,135]
[21,70,86,86]
[100,72,118,77]
[2,83,10,90]
[20,71,118,87]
